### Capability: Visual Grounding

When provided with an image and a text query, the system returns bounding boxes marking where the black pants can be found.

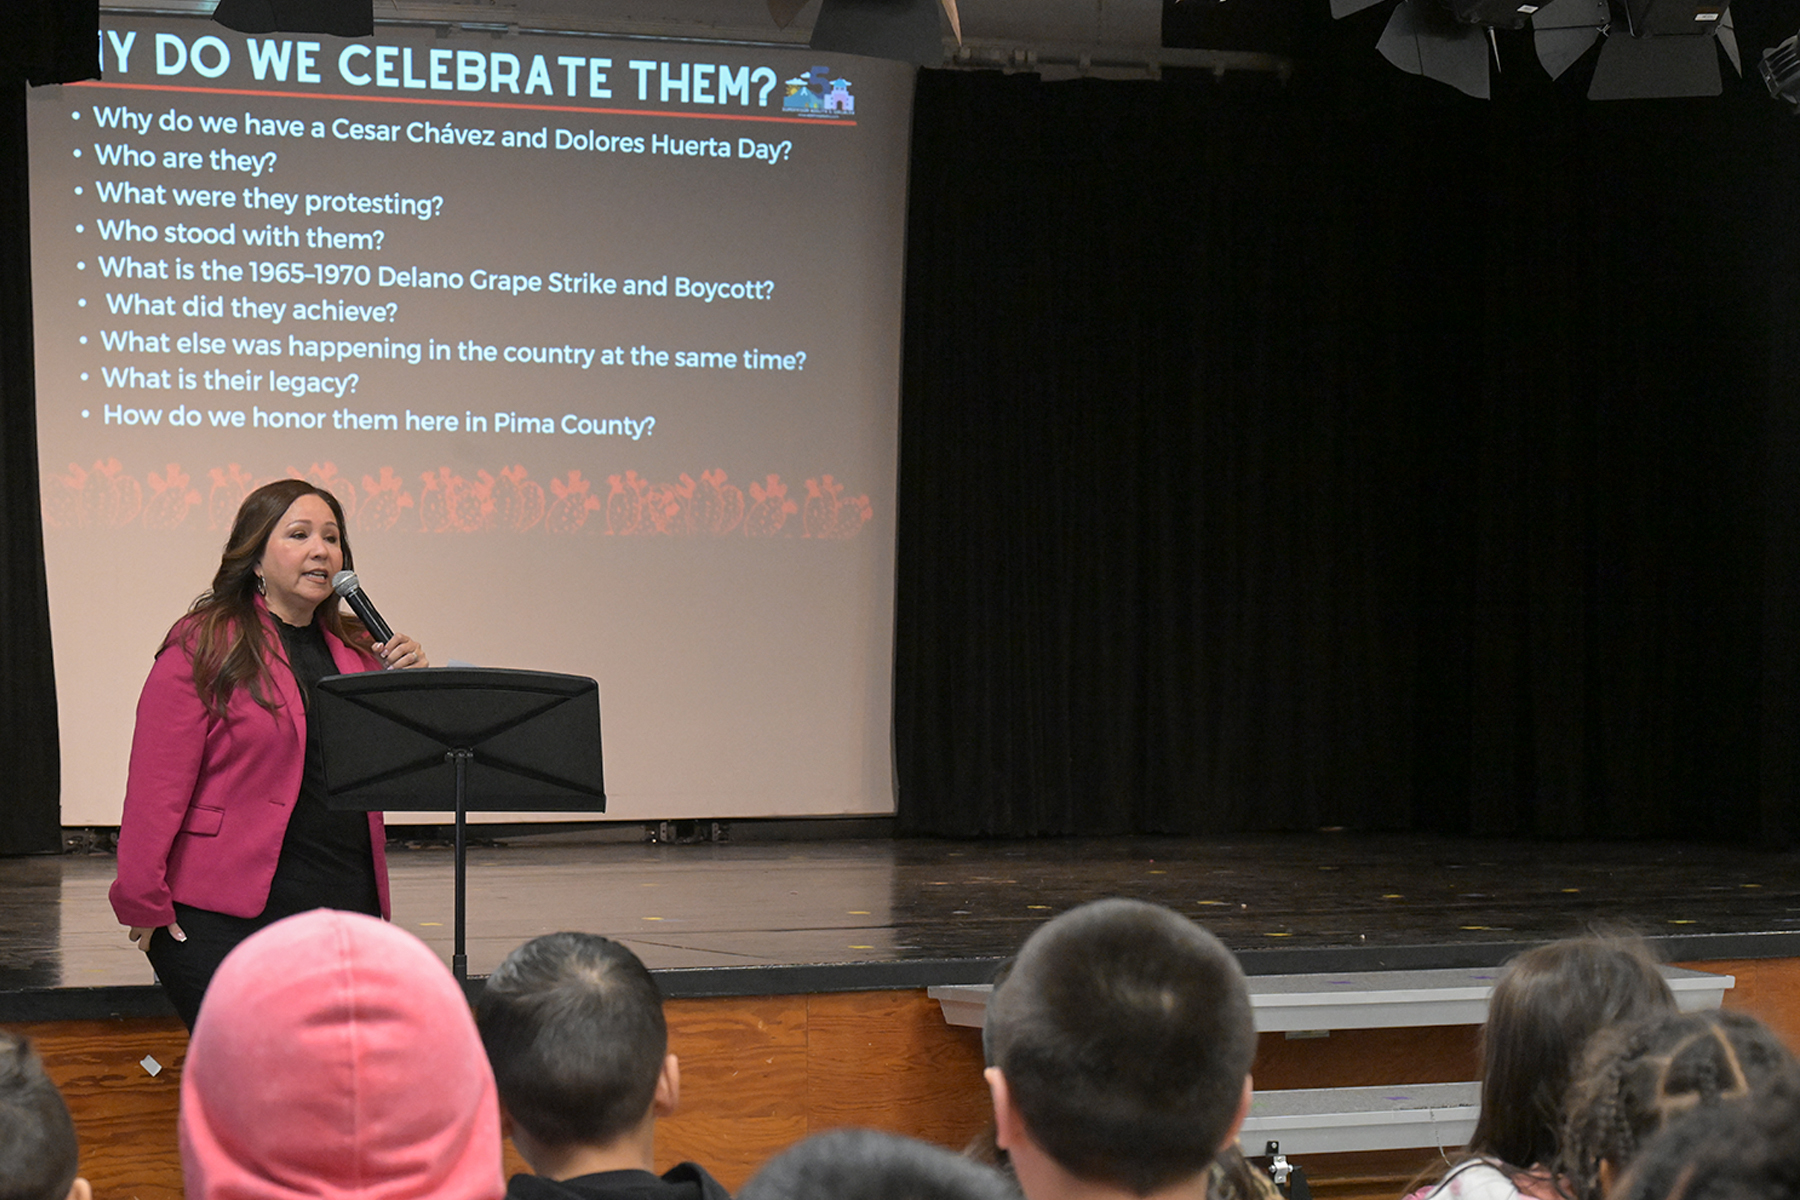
[146,900,374,1030]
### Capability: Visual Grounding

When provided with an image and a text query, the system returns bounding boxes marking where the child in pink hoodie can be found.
[180,909,505,1200]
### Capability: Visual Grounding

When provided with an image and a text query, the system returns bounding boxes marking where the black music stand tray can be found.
[314,668,605,980]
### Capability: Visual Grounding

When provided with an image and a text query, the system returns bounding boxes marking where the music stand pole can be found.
[450,747,472,981]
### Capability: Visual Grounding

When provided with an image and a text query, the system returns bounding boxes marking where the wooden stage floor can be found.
[3,831,1798,1018]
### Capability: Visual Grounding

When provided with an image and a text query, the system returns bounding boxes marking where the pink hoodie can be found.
[180,910,505,1200]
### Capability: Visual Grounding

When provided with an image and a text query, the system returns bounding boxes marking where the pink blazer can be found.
[109,601,391,929]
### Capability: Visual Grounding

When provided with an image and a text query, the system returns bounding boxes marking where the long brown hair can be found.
[1408,935,1677,1199]
[171,479,371,717]
[1467,936,1676,1170]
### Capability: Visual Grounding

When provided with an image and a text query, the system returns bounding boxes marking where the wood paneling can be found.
[21,1018,188,1200]
[803,990,991,1147]
[1677,957,1800,1053]
[656,995,811,1189]
[1252,1025,1481,1092]
[1287,1149,1447,1200]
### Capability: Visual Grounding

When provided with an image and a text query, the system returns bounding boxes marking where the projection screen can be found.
[29,15,912,826]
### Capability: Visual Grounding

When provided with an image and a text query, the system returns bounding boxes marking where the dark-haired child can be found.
[746,1129,1015,1200]
[983,898,1257,1200]
[1609,1064,1800,1200]
[1409,936,1677,1200]
[0,1032,90,1200]
[1558,1009,1797,1200]
[477,932,730,1200]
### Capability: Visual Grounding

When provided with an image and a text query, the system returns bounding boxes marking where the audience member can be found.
[965,1119,1276,1200]
[1558,1010,1797,1200]
[1212,1150,1282,1200]
[982,898,1257,1200]
[743,1129,1016,1200]
[1410,936,1678,1200]
[1609,1065,1800,1200]
[0,1032,89,1200]
[179,909,504,1200]
[476,932,729,1200]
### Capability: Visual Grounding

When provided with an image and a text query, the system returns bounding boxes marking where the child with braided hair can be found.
[1609,1064,1800,1200]
[1557,1009,1797,1200]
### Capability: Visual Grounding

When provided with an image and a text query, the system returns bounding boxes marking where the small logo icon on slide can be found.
[783,67,855,118]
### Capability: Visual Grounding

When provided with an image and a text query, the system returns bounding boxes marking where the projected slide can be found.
[30,16,912,826]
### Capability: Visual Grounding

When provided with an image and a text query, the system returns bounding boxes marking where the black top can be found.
[263,615,381,920]
[506,1165,732,1200]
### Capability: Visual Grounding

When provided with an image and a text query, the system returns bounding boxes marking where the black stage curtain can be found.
[1,85,63,856]
[894,25,1800,844]
[0,1,96,856]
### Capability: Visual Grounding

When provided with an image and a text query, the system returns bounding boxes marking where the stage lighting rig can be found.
[1760,32,1800,110]
[1332,0,1740,100]
[212,0,372,37]
[1330,0,1511,98]
[809,0,963,65]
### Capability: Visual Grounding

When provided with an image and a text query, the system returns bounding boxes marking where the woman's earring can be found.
[255,574,265,595]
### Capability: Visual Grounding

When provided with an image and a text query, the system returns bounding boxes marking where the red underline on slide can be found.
[67,79,856,127]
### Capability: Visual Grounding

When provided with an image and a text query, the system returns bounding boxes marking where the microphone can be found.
[330,570,394,646]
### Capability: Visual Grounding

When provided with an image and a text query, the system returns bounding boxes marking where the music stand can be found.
[314,668,605,980]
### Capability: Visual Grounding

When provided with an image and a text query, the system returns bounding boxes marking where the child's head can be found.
[743,1129,1018,1200]
[983,899,1255,1197]
[475,932,671,1154]
[1469,935,1677,1170]
[0,1033,86,1200]
[1610,1064,1800,1200]
[1559,1009,1797,1200]
[179,910,503,1200]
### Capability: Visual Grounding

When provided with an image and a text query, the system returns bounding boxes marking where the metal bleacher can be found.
[928,964,1734,1156]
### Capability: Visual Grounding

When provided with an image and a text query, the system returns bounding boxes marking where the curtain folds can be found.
[1,81,63,854]
[894,60,1800,844]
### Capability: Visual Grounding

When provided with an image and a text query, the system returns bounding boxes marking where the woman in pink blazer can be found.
[109,478,429,1028]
